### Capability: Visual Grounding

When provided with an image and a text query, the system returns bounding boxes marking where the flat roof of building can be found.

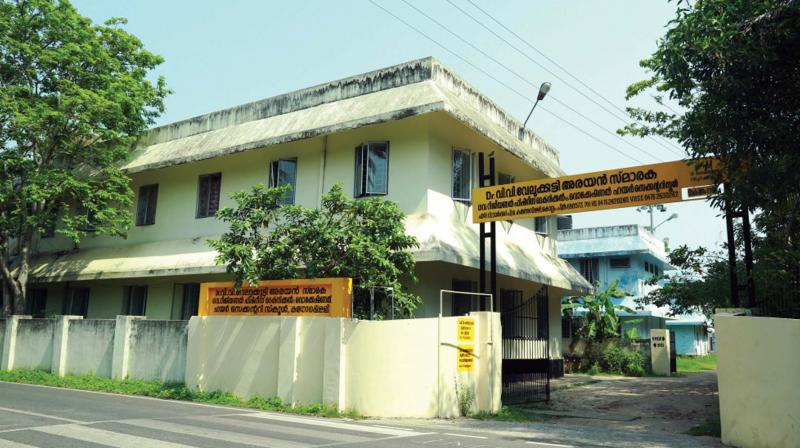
[557,224,672,268]
[124,57,564,176]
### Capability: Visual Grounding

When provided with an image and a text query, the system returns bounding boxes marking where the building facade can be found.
[17,58,590,384]
[557,224,673,339]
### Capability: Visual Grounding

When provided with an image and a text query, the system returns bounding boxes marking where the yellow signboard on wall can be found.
[457,344,475,372]
[472,159,718,224]
[458,317,475,342]
[198,278,352,317]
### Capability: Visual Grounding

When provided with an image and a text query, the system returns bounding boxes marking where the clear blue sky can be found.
[73,0,727,251]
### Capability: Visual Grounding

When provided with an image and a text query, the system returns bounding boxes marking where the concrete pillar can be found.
[650,328,671,376]
[112,315,145,380]
[277,317,300,404]
[1,316,32,371]
[51,315,83,377]
[322,318,346,410]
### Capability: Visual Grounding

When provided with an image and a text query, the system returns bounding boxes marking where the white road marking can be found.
[368,424,414,431]
[443,432,488,439]
[34,424,195,448]
[0,406,81,424]
[526,441,576,448]
[120,418,309,448]
[239,411,428,437]
[0,439,40,448]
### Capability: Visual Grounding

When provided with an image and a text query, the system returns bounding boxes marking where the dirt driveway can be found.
[545,371,720,436]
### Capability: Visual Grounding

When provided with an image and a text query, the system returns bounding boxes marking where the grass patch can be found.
[0,369,359,419]
[677,354,717,372]
[473,405,559,423]
[686,416,721,437]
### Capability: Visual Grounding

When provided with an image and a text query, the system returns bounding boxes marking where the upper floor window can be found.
[269,159,297,205]
[535,216,549,235]
[354,142,389,197]
[498,172,515,185]
[122,285,147,316]
[610,257,631,269]
[452,148,472,202]
[136,184,159,226]
[196,173,222,218]
[451,279,478,316]
[579,258,599,284]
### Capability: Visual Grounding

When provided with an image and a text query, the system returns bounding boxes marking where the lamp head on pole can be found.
[537,82,551,101]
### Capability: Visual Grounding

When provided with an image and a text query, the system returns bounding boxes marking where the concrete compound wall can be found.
[0,315,185,383]
[128,320,187,383]
[3,313,502,418]
[186,313,502,418]
[65,319,116,377]
[716,315,800,448]
[14,319,55,371]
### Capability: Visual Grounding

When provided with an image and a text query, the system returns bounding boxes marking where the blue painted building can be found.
[667,316,713,356]
[557,224,673,339]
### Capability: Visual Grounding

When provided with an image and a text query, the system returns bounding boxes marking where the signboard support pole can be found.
[740,209,756,308]
[478,153,497,311]
[724,199,740,308]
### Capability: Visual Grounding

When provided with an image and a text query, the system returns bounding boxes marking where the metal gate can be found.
[501,287,550,403]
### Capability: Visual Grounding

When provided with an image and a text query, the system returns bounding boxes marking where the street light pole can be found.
[519,82,551,139]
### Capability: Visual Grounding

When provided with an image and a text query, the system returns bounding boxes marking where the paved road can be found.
[0,382,585,448]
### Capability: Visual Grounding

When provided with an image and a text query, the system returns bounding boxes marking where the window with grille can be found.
[122,286,147,316]
[535,217,549,235]
[354,142,389,197]
[196,173,222,218]
[452,149,471,201]
[136,184,159,226]
[63,288,90,317]
[180,283,201,320]
[269,159,297,205]
[25,289,47,318]
[610,257,630,269]
[579,258,599,284]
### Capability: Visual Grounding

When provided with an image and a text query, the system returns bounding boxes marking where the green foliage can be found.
[454,377,476,417]
[0,369,359,418]
[209,183,421,319]
[686,416,722,438]
[472,406,558,422]
[562,280,633,342]
[0,0,169,314]
[622,0,800,318]
[599,346,646,377]
[677,354,717,372]
[623,327,640,340]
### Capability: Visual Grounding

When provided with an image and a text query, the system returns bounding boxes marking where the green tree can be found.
[209,183,422,319]
[622,0,800,317]
[0,0,168,315]
[562,280,633,342]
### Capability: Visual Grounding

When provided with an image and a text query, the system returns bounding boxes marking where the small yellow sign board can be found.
[198,278,352,317]
[457,344,475,372]
[472,159,718,223]
[458,317,475,342]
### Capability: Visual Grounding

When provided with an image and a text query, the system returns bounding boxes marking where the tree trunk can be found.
[1,280,10,317]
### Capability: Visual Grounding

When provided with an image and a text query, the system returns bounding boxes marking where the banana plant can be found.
[562,280,634,342]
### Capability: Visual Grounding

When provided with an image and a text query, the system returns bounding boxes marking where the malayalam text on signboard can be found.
[198,278,352,317]
[457,345,474,372]
[458,317,475,342]
[472,159,717,224]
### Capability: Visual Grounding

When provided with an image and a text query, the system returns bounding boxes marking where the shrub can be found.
[600,346,646,377]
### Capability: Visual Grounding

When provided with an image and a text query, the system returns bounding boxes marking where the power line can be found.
[455,0,686,158]
[367,0,643,165]
[397,0,662,161]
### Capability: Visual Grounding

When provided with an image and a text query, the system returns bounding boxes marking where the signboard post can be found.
[198,278,352,318]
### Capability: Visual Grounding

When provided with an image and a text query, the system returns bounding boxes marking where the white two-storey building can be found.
[22,58,590,389]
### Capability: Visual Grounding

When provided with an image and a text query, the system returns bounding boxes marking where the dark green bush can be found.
[600,346,646,376]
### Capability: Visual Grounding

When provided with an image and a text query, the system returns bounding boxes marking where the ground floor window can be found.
[63,287,89,317]
[451,279,477,316]
[122,286,148,316]
[25,288,47,318]
[180,283,200,320]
